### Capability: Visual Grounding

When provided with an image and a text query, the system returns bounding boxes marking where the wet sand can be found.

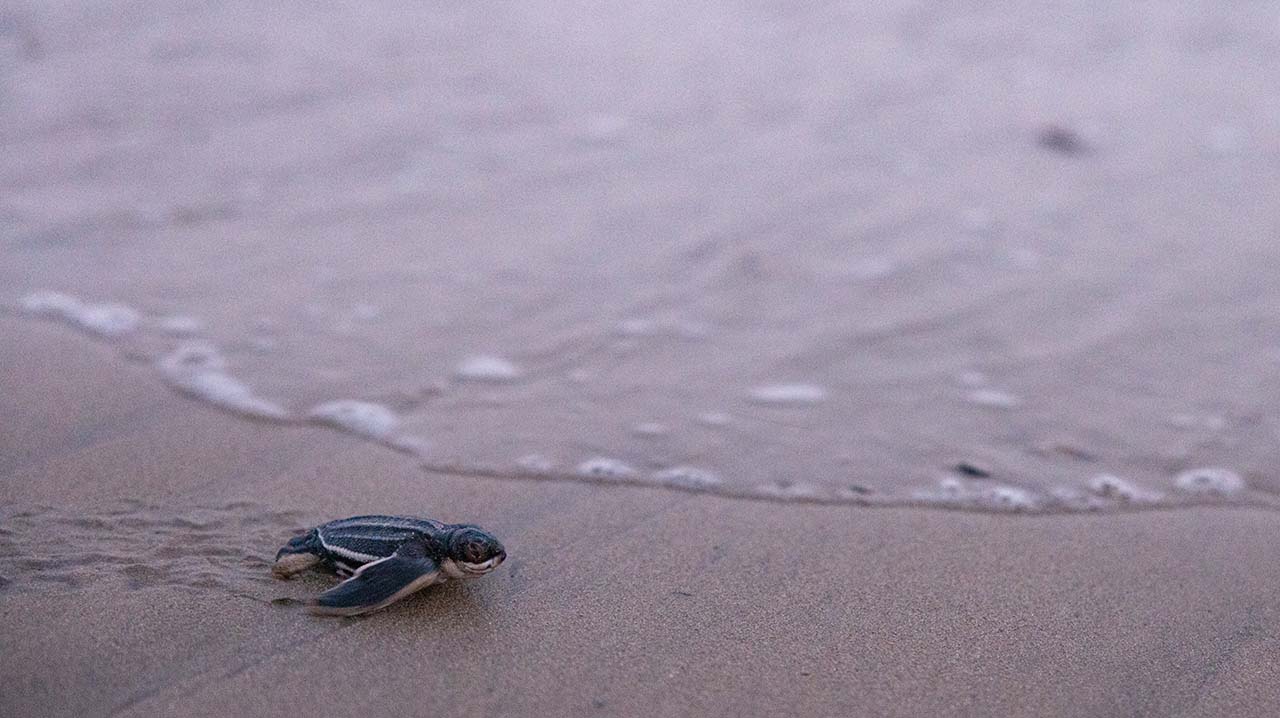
[4,319,1280,717]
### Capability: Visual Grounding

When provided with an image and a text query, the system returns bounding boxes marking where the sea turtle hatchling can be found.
[272,515,506,616]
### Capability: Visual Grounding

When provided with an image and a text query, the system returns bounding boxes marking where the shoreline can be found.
[7,310,1275,520]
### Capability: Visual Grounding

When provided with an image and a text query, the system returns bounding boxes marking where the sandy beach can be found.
[4,318,1280,717]
[4,1,1280,715]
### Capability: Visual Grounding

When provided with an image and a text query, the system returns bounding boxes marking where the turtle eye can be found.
[462,539,489,564]
[452,528,500,564]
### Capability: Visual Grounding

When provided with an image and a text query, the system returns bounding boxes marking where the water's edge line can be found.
[412,461,1280,517]
[9,304,1279,519]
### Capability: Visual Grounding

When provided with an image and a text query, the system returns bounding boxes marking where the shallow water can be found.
[4,1,1279,512]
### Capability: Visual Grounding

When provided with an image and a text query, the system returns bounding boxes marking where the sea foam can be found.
[21,291,141,338]
[1173,468,1245,496]
[631,422,670,438]
[967,388,1021,409]
[516,454,556,475]
[308,400,399,440]
[748,383,828,405]
[157,342,288,421]
[576,457,639,480]
[913,478,1039,511]
[455,355,523,382]
[1087,474,1162,504]
[651,466,722,490]
[696,412,734,427]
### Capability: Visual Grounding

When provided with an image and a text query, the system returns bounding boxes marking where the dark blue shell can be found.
[311,515,446,574]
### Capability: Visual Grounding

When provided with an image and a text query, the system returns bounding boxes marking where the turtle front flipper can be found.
[308,544,441,616]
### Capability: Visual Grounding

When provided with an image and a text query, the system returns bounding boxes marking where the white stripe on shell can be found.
[316,532,382,564]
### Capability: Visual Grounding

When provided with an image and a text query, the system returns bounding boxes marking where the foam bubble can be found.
[20,290,82,316]
[914,477,966,504]
[576,457,639,480]
[1173,467,1245,496]
[696,412,733,427]
[170,371,289,420]
[516,454,556,474]
[748,383,828,405]
[757,481,822,500]
[455,355,523,382]
[309,400,398,440]
[936,477,965,495]
[78,304,141,337]
[157,343,288,421]
[632,422,669,438]
[159,341,226,372]
[1048,486,1106,511]
[20,291,140,338]
[984,486,1038,511]
[913,478,1038,511]
[651,466,722,490]
[1087,474,1162,504]
[967,388,1021,409]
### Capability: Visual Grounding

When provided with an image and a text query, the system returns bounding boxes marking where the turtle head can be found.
[445,525,506,577]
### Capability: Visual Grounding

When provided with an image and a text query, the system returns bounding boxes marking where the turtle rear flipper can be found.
[309,545,440,616]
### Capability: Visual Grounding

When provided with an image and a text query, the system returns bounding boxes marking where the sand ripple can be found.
[0,502,313,596]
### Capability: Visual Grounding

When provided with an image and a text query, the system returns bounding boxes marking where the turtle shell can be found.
[314,515,446,574]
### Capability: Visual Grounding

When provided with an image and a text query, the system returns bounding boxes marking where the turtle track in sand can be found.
[0,501,317,598]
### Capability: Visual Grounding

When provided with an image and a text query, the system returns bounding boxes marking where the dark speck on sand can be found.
[1037,124,1090,155]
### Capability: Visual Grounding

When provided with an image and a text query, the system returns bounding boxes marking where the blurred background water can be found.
[4,0,1279,506]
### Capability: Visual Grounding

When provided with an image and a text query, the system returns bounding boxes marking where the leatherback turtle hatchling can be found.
[272,515,506,616]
